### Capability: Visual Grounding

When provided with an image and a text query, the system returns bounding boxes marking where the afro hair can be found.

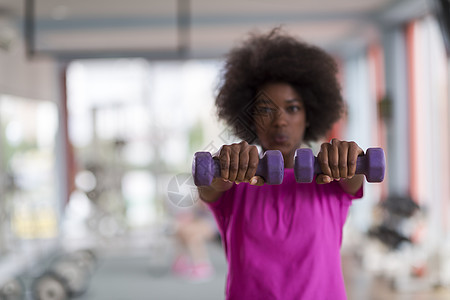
[215,27,344,144]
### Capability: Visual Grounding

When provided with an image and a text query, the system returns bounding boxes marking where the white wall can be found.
[0,39,57,102]
[342,53,382,232]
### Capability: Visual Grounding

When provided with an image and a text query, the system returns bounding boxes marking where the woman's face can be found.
[253,82,307,165]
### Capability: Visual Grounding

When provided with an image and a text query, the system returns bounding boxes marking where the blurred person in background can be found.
[170,200,217,282]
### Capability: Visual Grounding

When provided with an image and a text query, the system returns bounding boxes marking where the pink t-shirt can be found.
[206,168,363,300]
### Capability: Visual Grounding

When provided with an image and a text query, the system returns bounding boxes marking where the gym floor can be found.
[78,235,228,300]
[78,237,450,300]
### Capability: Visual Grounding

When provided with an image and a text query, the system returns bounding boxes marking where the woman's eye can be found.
[255,106,274,114]
[287,106,301,113]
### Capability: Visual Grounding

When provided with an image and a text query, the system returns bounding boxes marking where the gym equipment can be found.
[32,272,69,300]
[65,249,98,277]
[49,258,90,297]
[369,195,420,250]
[192,150,284,186]
[32,250,97,300]
[294,148,385,183]
[0,277,24,300]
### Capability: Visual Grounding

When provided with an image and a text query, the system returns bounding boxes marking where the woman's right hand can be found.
[213,141,265,188]
[198,141,264,203]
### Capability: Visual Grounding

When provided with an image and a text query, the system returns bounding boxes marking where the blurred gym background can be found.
[0,0,449,299]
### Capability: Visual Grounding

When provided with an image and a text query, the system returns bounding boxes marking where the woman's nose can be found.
[271,109,288,127]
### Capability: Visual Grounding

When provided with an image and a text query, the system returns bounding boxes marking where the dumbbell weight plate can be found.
[66,249,98,277]
[32,272,69,300]
[0,278,25,300]
[50,260,89,297]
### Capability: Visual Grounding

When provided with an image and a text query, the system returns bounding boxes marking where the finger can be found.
[218,146,231,181]
[338,142,349,179]
[249,176,265,186]
[315,174,332,184]
[329,139,340,179]
[347,142,362,178]
[318,143,332,178]
[244,146,259,182]
[228,144,241,182]
[236,147,250,182]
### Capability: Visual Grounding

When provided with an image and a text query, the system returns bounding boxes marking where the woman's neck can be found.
[283,152,295,168]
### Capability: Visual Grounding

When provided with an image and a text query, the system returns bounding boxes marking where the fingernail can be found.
[250,178,257,185]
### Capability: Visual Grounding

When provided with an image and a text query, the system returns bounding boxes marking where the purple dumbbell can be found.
[294,147,385,183]
[192,150,284,186]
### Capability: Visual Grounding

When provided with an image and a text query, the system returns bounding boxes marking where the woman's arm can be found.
[338,174,364,196]
[198,179,233,203]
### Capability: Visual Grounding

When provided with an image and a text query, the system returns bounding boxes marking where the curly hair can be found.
[215,27,344,144]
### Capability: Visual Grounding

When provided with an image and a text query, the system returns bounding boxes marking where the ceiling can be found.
[0,0,434,60]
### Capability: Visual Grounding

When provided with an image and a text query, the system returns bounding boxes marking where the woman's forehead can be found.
[255,94,302,107]
[257,83,301,101]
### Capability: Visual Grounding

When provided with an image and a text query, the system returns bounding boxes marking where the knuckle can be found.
[219,154,229,164]
[330,162,339,169]
[238,163,247,171]
[339,162,347,169]
[317,152,328,165]
[229,164,239,172]
[220,157,228,166]
[250,161,258,169]
[220,146,230,154]
[347,160,356,167]
[317,153,327,162]
[230,147,241,155]
[319,161,329,169]
[317,153,326,163]
[220,165,228,174]
[338,142,348,150]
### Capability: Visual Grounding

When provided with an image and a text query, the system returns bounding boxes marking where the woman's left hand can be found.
[316,138,364,184]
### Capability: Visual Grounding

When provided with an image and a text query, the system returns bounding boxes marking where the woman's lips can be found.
[273,134,289,144]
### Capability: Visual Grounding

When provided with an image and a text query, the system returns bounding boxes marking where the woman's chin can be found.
[267,143,294,154]
[262,140,300,154]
